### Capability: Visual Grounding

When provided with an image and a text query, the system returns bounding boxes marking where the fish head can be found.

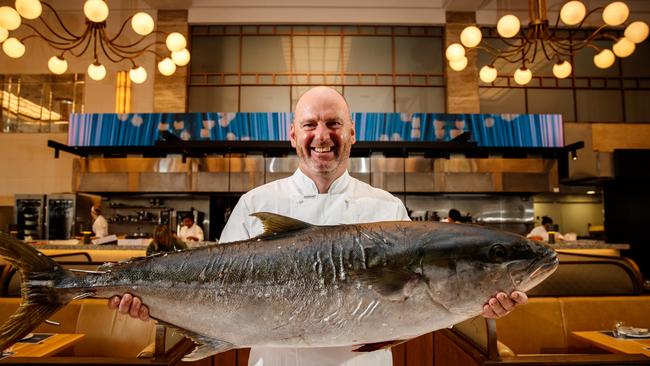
[418,224,558,315]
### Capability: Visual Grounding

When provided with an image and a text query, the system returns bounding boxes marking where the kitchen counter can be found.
[23,240,217,263]
[548,240,629,257]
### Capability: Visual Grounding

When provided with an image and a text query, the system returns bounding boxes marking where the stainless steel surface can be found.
[15,194,46,240]
[73,155,559,194]
[405,194,534,235]
[84,157,190,173]
[46,193,101,240]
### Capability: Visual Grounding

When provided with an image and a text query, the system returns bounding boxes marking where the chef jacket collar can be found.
[291,169,351,197]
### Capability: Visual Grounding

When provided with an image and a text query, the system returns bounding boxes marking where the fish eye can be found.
[489,244,508,263]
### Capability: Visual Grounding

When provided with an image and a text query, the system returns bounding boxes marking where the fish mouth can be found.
[508,251,558,292]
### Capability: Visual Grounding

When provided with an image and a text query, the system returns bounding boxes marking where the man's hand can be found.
[481,291,528,319]
[108,293,150,321]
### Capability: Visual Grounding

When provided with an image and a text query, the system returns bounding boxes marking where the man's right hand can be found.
[108,293,150,321]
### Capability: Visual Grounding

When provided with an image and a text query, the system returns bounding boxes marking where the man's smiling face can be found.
[290,87,356,182]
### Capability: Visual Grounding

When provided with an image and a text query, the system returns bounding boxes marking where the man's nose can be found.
[313,123,331,141]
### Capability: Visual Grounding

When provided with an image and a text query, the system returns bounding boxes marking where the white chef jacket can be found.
[526,225,564,242]
[92,215,108,237]
[220,169,410,366]
[178,223,204,242]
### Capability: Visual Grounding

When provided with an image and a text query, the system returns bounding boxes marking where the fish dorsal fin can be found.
[250,212,313,239]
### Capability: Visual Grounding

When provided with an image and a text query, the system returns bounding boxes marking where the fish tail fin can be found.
[0,232,72,351]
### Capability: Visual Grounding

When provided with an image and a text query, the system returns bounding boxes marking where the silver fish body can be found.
[0,213,558,360]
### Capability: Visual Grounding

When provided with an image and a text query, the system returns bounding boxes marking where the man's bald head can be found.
[294,86,351,125]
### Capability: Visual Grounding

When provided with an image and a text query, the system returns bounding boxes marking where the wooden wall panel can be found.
[592,123,650,152]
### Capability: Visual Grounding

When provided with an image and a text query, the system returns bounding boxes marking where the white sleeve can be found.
[196,226,204,242]
[219,196,253,243]
[394,198,411,221]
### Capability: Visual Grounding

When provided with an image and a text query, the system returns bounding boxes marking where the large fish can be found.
[0,213,557,360]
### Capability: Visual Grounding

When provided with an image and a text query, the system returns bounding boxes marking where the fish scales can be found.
[0,213,557,360]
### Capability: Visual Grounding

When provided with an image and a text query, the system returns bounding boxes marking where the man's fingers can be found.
[488,297,506,317]
[130,296,142,319]
[107,296,121,310]
[482,304,497,319]
[496,292,515,311]
[511,291,528,305]
[118,293,133,314]
[138,304,150,321]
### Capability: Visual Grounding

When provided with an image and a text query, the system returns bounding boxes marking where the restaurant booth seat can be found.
[432,252,650,366]
[436,296,650,366]
[0,297,193,365]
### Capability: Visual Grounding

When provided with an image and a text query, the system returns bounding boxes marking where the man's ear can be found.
[350,120,356,145]
[290,122,297,148]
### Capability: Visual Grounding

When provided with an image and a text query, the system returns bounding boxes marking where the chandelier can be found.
[0,0,190,84]
[445,0,649,85]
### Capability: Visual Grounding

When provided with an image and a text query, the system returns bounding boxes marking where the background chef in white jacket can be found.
[177,214,204,242]
[108,86,529,365]
[91,206,108,238]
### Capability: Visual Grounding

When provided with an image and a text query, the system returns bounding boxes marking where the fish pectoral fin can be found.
[351,267,422,301]
[250,212,313,239]
[153,320,235,361]
[182,335,235,361]
[352,339,407,352]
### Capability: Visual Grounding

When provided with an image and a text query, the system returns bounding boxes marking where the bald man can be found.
[109,86,528,366]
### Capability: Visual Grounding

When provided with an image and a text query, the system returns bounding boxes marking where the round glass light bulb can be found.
[552,60,572,79]
[48,56,68,74]
[625,21,649,44]
[0,26,8,43]
[129,66,147,84]
[460,26,482,48]
[449,56,468,71]
[513,67,532,85]
[497,14,520,38]
[2,37,25,58]
[87,62,106,81]
[593,49,615,69]
[445,43,465,62]
[613,37,635,58]
[479,65,497,83]
[560,1,586,26]
[171,48,190,66]
[157,58,176,76]
[165,32,186,52]
[0,6,21,30]
[131,12,154,36]
[602,1,629,26]
[15,0,42,19]
[84,0,109,23]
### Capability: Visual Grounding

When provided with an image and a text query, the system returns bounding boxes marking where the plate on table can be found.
[618,326,650,338]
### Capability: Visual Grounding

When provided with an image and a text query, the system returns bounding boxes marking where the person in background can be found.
[108,86,529,365]
[177,214,204,242]
[91,206,108,238]
[527,215,564,242]
[447,208,462,223]
[147,225,187,256]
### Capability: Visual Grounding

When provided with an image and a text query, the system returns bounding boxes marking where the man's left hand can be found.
[481,291,528,319]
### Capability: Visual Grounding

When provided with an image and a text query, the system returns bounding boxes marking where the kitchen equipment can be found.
[14,195,45,240]
[46,193,102,240]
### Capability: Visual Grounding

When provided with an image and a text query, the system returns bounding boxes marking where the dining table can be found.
[3,333,85,358]
[572,331,650,357]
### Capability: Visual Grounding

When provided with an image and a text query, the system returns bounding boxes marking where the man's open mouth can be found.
[312,146,333,153]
